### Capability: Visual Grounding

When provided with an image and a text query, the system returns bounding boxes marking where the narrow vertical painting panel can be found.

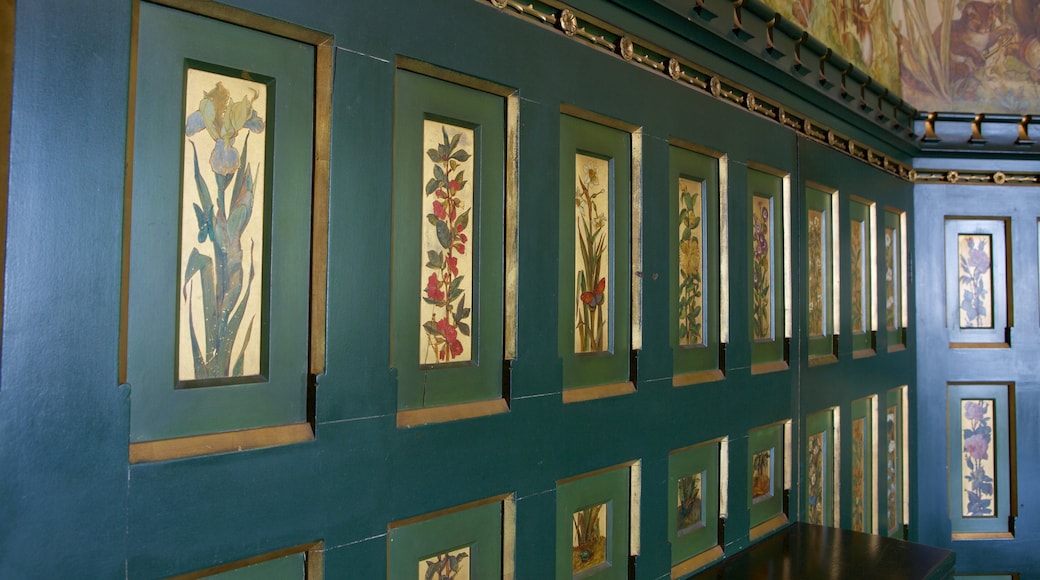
[960,399,997,518]
[945,219,1009,346]
[572,503,609,576]
[948,384,1013,537]
[852,417,866,531]
[752,449,773,503]
[676,472,704,534]
[556,462,632,579]
[751,195,773,341]
[420,121,475,365]
[807,432,825,525]
[885,225,899,331]
[957,234,994,329]
[808,209,825,337]
[668,439,722,571]
[851,218,866,335]
[886,403,900,535]
[419,546,471,580]
[678,178,704,347]
[179,67,268,384]
[574,153,611,354]
[391,67,512,415]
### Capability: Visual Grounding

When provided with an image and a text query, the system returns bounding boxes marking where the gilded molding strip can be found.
[913,169,1040,186]
[481,0,914,182]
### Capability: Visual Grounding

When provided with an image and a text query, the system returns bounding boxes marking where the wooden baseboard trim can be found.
[749,513,789,541]
[671,544,724,578]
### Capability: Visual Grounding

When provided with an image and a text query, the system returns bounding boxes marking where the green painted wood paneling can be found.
[1,0,927,578]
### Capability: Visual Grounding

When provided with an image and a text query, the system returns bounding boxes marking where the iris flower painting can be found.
[179,69,267,382]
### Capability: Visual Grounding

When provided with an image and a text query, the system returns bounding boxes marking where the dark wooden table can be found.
[691,523,955,579]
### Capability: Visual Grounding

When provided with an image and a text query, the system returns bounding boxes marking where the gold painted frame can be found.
[121,0,333,462]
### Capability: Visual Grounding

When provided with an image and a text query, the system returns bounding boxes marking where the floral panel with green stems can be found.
[572,502,609,575]
[749,422,787,530]
[948,384,1014,537]
[806,185,836,361]
[129,2,321,444]
[574,153,611,354]
[749,168,787,370]
[852,417,866,531]
[851,220,864,333]
[885,386,905,538]
[752,449,773,502]
[884,210,905,349]
[677,473,703,534]
[668,439,722,570]
[387,495,508,580]
[808,211,824,338]
[958,235,993,329]
[807,432,825,525]
[558,113,632,394]
[751,194,773,342]
[391,68,510,412]
[420,121,474,365]
[669,143,722,385]
[944,219,1009,347]
[806,408,835,527]
[678,177,703,347]
[179,68,268,384]
[849,199,874,353]
[960,400,996,517]
[555,462,632,580]
[850,395,875,534]
[420,546,471,580]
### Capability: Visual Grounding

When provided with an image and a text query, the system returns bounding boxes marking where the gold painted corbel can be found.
[969,113,986,144]
[1016,115,1034,145]
[764,14,782,57]
[731,0,751,40]
[922,112,939,142]
[792,32,809,74]
[818,48,831,87]
[875,89,888,121]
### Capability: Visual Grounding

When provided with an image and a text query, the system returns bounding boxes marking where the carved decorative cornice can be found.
[481,0,915,181]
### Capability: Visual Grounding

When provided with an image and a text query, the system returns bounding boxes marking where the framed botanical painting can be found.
[945,218,1010,348]
[558,109,638,402]
[849,197,876,356]
[885,386,907,539]
[169,542,323,579]
[668,439,725,577]
[850,396,877,534]
[947,383,1015,539]
[748,166,790,374]
[123,0,332,461]
[748,421,789,539]
[555,461,639,579]
[390,61,518,427]
[805,407,837,527]
[805,184,838,364]
[388,494,515,580]
[884,209,907,351]
[669,141,726,386]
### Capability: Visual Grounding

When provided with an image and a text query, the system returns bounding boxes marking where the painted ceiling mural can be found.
[765,0,1040,113]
